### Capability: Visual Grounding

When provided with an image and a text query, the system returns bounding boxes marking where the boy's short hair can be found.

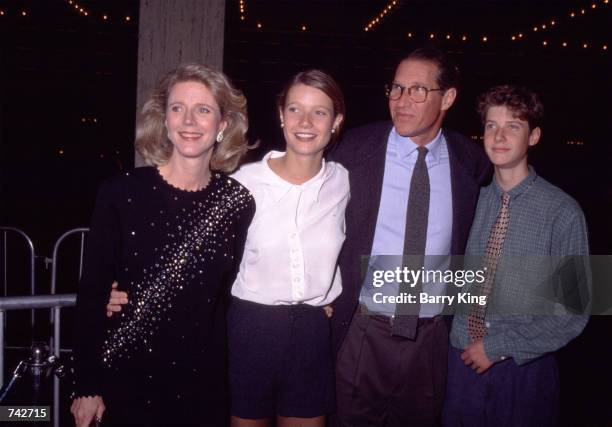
[477,85,544,130]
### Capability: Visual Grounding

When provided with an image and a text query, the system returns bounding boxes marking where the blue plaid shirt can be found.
[450,167,590,364]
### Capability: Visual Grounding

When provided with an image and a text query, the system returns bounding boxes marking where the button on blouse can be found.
[231,151,350,306]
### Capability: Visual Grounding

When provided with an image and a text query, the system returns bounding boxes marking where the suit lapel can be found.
[445,129,479,255]
[348,124,391,258]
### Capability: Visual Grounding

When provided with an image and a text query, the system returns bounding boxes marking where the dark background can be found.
[0,0,610,425]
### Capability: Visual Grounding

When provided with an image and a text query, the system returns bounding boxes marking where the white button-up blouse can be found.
[231,150,349,306]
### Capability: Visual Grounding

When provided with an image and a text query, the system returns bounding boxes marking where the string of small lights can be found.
[248,0,401,33]
[402,0,608,51]
[517,0,609,40]
[63,0,133,23]
[0,9,29,17]
[508,0,608,50]
[403,29,607,51]
[239,0,246,21]
[234,0,607,51]
[364,0,399,32]
[0,1,606,51]
[251,22,309,32]
[66,0,89,17]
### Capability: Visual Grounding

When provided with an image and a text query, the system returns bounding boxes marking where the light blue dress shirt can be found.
[360,128,453,317]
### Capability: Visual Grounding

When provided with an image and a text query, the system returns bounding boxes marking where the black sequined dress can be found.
[73,167,254,426]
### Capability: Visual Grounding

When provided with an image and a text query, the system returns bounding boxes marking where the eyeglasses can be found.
[385,83,444,103]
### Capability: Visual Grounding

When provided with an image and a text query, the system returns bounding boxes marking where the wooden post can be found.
[135,0,226,166]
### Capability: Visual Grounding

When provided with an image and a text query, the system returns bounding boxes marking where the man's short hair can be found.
[402,46,460,91]
[477,85,544,130]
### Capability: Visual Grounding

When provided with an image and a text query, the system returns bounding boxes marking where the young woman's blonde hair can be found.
[136,64,249,172]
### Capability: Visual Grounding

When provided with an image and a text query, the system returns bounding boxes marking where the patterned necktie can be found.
[392,146,429,339]
[468,192,511,342]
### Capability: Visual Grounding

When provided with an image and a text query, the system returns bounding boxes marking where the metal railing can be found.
[50,228,88,295]
[1,227,37,328]
[0,226,89,427]
[0,294,76,427]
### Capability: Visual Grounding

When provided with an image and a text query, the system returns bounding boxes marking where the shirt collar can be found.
[262,150,328,203]
[492,165,538,201]
[390,127,443,165]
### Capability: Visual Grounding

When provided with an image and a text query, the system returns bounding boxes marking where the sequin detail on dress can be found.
[101,176,251,367]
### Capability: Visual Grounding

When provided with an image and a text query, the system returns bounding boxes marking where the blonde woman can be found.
[71,64,255,427]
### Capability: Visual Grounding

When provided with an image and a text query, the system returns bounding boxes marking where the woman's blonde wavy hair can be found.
[135,64,249,173]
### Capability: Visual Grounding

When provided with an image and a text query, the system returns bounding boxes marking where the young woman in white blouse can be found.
[106,69,348,427]
[228,69,347,427]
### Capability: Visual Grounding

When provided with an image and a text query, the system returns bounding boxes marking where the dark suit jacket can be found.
[328,121,492,354]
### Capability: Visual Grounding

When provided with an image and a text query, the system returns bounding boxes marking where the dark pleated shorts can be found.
[227,297,335,419]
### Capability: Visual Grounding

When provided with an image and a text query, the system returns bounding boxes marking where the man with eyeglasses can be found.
[330,46,491,426]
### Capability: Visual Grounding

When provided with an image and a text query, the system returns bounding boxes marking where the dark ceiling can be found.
[228,0,608,42]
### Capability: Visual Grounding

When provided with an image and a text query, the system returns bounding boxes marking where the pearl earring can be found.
[216,131,224,143]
